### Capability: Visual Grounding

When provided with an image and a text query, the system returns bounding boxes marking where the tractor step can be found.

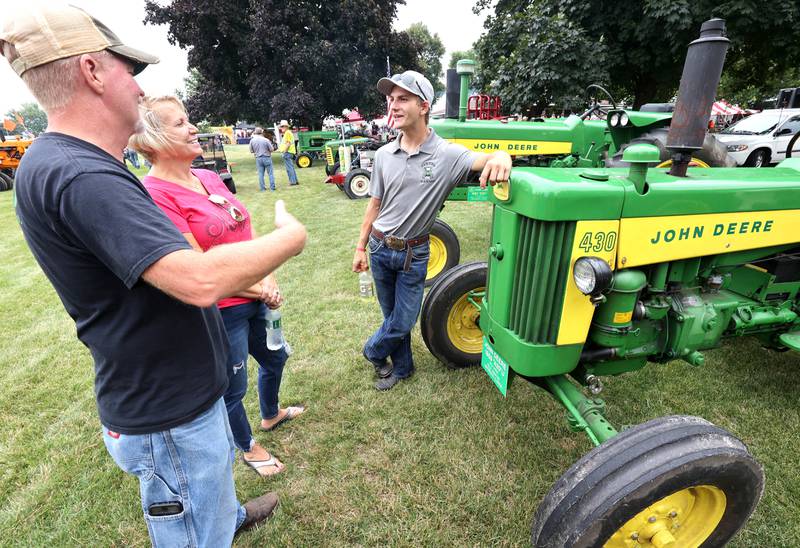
[778,331,800,351]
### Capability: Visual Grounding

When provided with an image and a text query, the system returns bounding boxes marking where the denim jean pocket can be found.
[368,235,383,254]
[102,428,155,480]
[411,242,430,261]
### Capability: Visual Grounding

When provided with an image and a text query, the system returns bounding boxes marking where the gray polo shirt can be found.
[249,134,274,157]
[370,128,477,239]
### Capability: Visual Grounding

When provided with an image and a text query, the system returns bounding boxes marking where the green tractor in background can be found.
[295,129,338,168]
[420,19,788,546]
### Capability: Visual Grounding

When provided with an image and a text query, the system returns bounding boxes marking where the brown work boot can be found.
[237,492,279,534]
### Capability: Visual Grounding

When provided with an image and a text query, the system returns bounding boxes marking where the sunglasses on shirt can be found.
[208,194,245,223]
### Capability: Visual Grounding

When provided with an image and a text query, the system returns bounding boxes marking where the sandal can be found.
[259,405,306,432]
[241,453,285,478]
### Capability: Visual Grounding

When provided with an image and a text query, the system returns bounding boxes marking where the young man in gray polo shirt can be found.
[352,70,511,390]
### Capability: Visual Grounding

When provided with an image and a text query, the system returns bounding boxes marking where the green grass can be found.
[1,145,800,546]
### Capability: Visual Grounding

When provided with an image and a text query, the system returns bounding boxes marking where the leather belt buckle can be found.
[384,235,406,250]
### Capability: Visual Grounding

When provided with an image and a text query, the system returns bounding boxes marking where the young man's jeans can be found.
[256,155,276,191]
[282,152,299,185]
[220,301,288,451]
[363,235,430,378]
[102,398,247,547]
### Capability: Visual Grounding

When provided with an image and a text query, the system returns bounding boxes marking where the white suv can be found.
[715,109,800,166]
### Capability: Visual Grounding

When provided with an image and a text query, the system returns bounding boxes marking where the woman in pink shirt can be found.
[129,96,305,477]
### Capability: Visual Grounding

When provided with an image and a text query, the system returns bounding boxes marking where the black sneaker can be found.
[363,350,393,378]
[375,375,402,391]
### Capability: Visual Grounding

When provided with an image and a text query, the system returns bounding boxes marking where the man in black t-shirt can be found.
[1,6,307,546]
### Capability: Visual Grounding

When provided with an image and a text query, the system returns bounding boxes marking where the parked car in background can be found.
[716,108,800,166]
[192,133,236,193]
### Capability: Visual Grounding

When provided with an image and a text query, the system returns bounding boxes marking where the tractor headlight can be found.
[727,144,749,152]
[619,113,629,127]
[609,113,620,127]
[573,257,613,296]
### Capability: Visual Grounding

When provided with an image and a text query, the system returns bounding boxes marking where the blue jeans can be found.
[220,301,288,451]
[256,156,276,191]
[364,235,430,378]
[102,398,246,547]
[282,152,298,185]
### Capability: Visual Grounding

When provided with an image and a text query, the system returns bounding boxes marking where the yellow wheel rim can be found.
[426,235,448,281]
[604,485,726,548]
[446,288,484,353]
[298,155,311,168]
[656,158,710,169]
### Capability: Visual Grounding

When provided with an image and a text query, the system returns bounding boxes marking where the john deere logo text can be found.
[451,139,572,156]
[650,219,774,244]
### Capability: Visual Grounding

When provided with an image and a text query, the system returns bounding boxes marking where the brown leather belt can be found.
[370,228,429,251]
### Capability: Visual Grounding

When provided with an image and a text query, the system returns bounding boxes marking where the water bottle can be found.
[265,307,283,350]
[359,270,374,298]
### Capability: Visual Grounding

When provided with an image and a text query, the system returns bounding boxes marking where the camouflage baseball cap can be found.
[0,4,159,76]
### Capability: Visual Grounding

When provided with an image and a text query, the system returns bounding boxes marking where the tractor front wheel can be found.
[531,415,764,548]
[343,168,371,199]
[325,162,340,177]
[296,153,313,168]
[421,261,486,368]
[0,171,12,191]
[425,219,460,287]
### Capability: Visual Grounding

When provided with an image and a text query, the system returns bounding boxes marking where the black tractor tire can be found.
[745,148,770,167]
[223,177,236,194]
[343,168,371,199]
[787,132,800,159]
[531,415,764,548]
[421,261,487,368]
[0,172,12,191]
[425,219,460,287]
[295,153,313,168]
[325,161,340,177]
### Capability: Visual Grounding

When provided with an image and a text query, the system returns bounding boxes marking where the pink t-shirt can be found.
[143,169,252,309]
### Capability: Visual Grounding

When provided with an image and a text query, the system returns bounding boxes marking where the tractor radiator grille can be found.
[508,218,575,344]
[325,147,334,165]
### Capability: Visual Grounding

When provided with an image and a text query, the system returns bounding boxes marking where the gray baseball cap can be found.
[377,70,434,104]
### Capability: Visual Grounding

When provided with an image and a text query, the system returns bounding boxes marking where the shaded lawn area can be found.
[1,145,799,545]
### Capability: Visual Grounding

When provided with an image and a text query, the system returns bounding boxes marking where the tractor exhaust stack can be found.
[666,18,730,177]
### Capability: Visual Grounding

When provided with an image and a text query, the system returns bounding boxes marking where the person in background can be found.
[2,5,307,545]
[123,146,140,168]
[278,120,299,186]
[352,70,511,391]
[130,96,306,478]
[249,127,276,191]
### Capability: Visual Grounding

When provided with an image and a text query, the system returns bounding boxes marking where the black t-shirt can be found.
[15,133,229,434]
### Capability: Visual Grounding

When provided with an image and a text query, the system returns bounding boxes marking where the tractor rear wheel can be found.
[343,168,371,199]
[531,415,764,548]
[0,172,12,191]
[421,261,486,368]
[425,219,460,287]
[296,153,313,168]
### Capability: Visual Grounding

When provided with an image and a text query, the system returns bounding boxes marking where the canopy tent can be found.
[711,100,745,116]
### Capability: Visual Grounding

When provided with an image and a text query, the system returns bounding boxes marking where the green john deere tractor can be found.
[295,129,337,168]
[421,19,781,546]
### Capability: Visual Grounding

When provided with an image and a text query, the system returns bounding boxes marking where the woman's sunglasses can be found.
[208,194,245,222]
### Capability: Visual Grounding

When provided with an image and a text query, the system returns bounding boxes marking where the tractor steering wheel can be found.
[580,84,617,120]
[786,131,800,159]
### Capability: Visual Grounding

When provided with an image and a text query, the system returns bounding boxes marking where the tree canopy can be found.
[145,0,421,126]
[405,23,446,95]
[474,0,800,113]
[5,103,47,136]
